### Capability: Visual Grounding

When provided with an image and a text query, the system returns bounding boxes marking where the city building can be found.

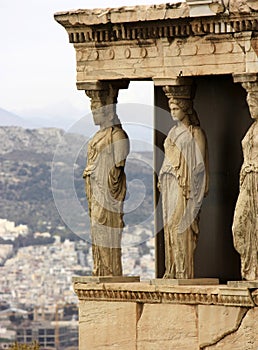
[16,321,78,350]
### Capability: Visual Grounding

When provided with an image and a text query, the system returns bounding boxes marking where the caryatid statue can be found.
[232,81,258,281]
[83,84,129,276]
[158,81,209,279]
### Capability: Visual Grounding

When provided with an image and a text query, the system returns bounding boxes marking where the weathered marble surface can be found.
[232,83,258,280]
[151,278,219,285]
[73,281,256,307]
[83,85,129,276]
[54,1,258,26]
[54,3,189,26]
[203,308,258,349]
[227,0,258,13]
[74,280,258,350]
[198,305,248,348]
[158,83,209,279]
[137,304,198,350]
[79,301,137,349]
[55,0,258,83]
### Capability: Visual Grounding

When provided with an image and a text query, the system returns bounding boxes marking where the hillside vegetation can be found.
[0,127,153,240]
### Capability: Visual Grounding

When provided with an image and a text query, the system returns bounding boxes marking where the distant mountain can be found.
[0,126,60,154]
[0,106,87,130]
[0,126,87,238]
[0,108,29,127]
[0,105,153,151]
[17,99,90,130]
[0,126,153,238]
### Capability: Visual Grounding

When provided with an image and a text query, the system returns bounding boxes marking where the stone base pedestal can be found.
[227,280,258,288]
[151,278,219,286]
[72,275,140,284]
[73,278,258,349]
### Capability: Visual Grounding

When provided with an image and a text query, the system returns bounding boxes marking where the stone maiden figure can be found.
[83,89,129,276]
[158,95,209,279]
[232,90,258,281]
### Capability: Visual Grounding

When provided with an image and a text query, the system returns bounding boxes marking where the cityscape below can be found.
[0,218,155,349]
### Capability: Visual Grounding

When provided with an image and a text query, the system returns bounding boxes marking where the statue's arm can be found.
[112,128,130,167]
[108,128,129,200]
[194,127,209,195]
[82,165,92,217]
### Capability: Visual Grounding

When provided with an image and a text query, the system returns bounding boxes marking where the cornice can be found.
[54,1,258,28]
[54,1,258,45]
[54,14,258,45]
[54,3,189,27]
[54,2,258,83]
[73,281,258,308]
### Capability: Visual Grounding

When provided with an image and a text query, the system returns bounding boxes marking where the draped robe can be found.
[159,124,208,279]
[83,125,129,276]
[232,121,258,280]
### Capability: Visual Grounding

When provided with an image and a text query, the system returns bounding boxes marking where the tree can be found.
[10,342,40,350]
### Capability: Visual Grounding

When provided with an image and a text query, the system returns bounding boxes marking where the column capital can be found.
[77,80,129,91]
[84,80,130,108]
[234,73,258,123]
[233,73,258,84]
[84,80,130,125]
[157,77,196,101]
[85,87,118,106]
[233,73,258,95]
[153,77,194,87]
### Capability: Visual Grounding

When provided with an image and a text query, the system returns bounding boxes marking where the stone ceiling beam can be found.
[55,1,258,86]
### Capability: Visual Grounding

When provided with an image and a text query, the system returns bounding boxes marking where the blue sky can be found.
[0,0,181,128]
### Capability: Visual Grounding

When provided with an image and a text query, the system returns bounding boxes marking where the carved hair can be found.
[169,97,192,112]
[169,97,200,126]
[190,109,200,127]
[246,91,258,103]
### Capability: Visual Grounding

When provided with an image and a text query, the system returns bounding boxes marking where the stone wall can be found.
[74,279,258,349]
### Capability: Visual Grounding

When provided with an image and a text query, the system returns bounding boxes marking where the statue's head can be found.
[87,86,121,128]
[247,92,258,120]
[91,99,113,127]
[169,98,192,114]
[169,99,189,123]
[168,98,200,126]
[163,82,200,126]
